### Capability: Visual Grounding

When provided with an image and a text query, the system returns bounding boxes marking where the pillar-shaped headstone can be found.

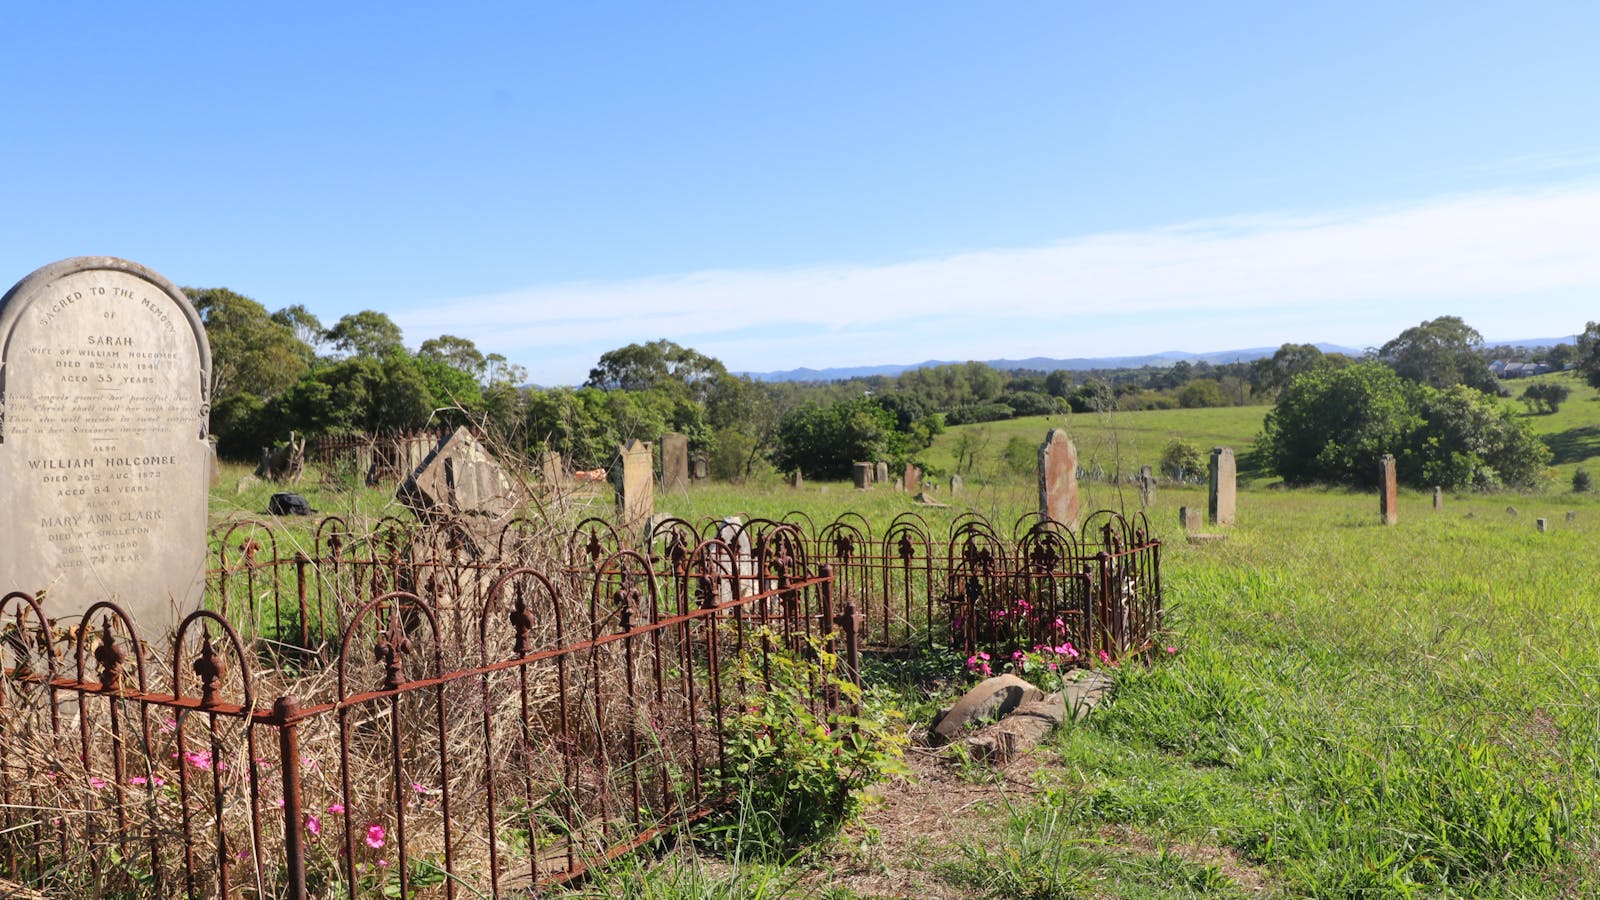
[790,469,803,489]
[660,432,689,492]
[1208,447,1236,527]
[616,440,654,528]
[1536,517,1549,533]
[903,463,921,494]
[1379,454,1398,526]
[852,461,873,490]
[875,460,889,486]
[690,453,708,480]
[1432,485,1442,510]
[1138,465,1156,508]
[0,258,211,632]
[1038,429,1080,527]
[950,474,964,496]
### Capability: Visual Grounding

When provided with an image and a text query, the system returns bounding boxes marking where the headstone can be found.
[397,427,524,550]
[1179,506,1203,532]
[660,432,689,492]
[1506,505,1519,516]
[902,463,921,494]
[1432,486,1443,510]
[540,450,567,486]
[1567,511,1577,523]
[874,461,889,486]
[715,516,756,602]
[0,257,211,632]
[1208,447,1236,527]
[1379,454,1398,526]
[789,469,803,489]
[1038,429,1080,527]
[1137,465,1156,507]
[1536,517,1549,533]
[950,474,964,496]
[616,439,654,529]
[852,461,872,490]
[690,452,708,481]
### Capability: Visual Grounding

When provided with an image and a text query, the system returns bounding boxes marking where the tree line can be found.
[198,290,1593,491]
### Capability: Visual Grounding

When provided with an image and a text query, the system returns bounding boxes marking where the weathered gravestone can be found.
[1137,465,1156,508]
[1433,486,1443,510]
[616,439,654,528]
[789,469,803,489]
[1208,447,1236,527]
[1038,429,1079,527]
[852,461,873,490]
[540,450,568,487]
[875,460,889,486]
[903,463,921,494]
[690,452,708,481]
[660,432,689,492]
[0,258,211,632]
[1537,517,1549,533]
[396,427,524,550]
[1379,454,1398,526]
[950,473,963,496]
[1179,506,1203,532]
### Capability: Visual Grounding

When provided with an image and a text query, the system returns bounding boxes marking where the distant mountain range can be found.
[739,337,1577,383]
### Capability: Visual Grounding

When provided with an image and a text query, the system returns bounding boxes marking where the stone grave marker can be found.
[660,432,689,492]
[1433,486,1443,510]
[1379,454,1398,526]
[1567,510,1577,523]
[1137,465,1156,508]
[950,473,963,496]
[1208,447,1236,527]
[1038,429,1080,527]
[616,439,654,528]
[902,462,921,494]
[1537,517,1549,533]
[540,450,567,487]
[789,469,803,489]
[1179,506,1203,532]
[397,427,524,550]
[690,452,708,480]
[0,257,212,633]
[875,460,889,486]
[852,461,873,490]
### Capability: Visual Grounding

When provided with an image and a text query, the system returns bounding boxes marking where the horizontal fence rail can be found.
[1,509,1160,897]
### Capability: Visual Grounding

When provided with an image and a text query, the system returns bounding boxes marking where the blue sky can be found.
[2,3,1598,384]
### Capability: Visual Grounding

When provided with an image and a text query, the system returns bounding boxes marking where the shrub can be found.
[713,633,907,858]
[1575,468,1593,493]
[1159,439,1206,482]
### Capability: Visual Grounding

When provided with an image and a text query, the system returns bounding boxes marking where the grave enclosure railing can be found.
[0,510,1160,898]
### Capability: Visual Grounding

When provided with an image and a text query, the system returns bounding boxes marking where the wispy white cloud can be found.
[395,182,1600,383]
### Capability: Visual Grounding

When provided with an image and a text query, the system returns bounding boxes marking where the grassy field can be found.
[204,379,1600,897]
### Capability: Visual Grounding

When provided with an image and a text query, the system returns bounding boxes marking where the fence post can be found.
[1095,550,1112,658]
[273,695,308,900]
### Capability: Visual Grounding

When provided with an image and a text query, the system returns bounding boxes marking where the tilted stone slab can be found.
[928,674,1044,746]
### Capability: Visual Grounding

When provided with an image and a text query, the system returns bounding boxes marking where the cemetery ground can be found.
[192,394,1600,897]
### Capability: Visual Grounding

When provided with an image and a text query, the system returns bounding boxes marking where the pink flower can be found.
[88,776,108,790]
[1164,646,1177,654]
[183,750,213,770]
[305,814,321,837]
[365,824,386,849]
[411,782,427,795]
[327,803,345,814]
[129,776,146,786]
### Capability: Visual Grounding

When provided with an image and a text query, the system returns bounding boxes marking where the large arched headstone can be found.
[0,258,211,633]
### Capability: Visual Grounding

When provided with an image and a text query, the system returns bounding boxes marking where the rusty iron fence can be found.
[0,509,1160,897]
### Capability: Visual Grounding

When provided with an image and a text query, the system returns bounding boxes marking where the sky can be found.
[2,3,1598,385]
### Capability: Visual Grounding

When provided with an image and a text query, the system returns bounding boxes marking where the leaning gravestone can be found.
[616,439,654,529]
[1208,447,1236,527]
[1038,429,1079,527]
[0,258,211,632]
[902,463,921,494]
[397,427,523,551]
[1379,454,1398,526]
[660,432,689,492]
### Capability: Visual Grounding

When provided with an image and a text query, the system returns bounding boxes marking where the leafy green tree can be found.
[1407,385,1549,489]
[188,287,312,402]
[269,303,326,352]
[1379,316,1497,393]
[1521,381,1569,414]
[772,397,906,479]
[1177,379,1229,408]
[1258,363,1419,487]
[327,310,405,359]
[1575,322,1600,389]
[419,334,487,380]
[1159,439,1205,481]
[585,339,727,401]
[1044,369,1073,398]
